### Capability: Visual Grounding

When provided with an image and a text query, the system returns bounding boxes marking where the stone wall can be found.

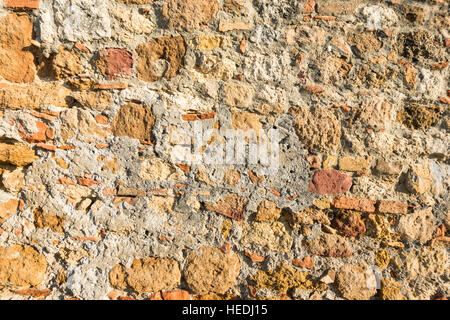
[0,0,448,300]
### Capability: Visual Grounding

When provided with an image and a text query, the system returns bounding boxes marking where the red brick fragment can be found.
[97,48,134,80]
[308,169,352,195]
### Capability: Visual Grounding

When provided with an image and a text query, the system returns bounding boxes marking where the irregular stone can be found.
[308,170,352,195]
[332,210,366,237]
[222,169,240,186]
[403,4,427,24]
[109,5,154,35]
[304,233,352,257]
[287,207,330,225]
[380,280,406,300]
[292,107,341,152]
[109,257,180,293]
[162,0,219,31]
[0,83,73,110]
[316,0,358,15]
[33,207,65,233]
[184,247,240,294]
[2,168,25,193]
[0,12,36,83]
[0,245,47,287]
[255,199,281,222]
[395,247,447,280]
[362,5,398,29]
[404,164,433,194]
[375,249,390,270]
[223,81,254,108]
[95,48,133,80]
[140,158,185,181]
[148,195,175,214]
[346,32,382,57]
[397,103,442,130]
[196,34,230,50]
[111,102,155,141]
[339,157,371,172]
[242,222,293,253]
[0,143,38,167]
[53,0,111,42]
[45,47,83,79]
[231,111,262,132]
[0,192,19,224]
[335,264,377,300]
[396,30,442,62]
[60,108,108,143]
[365,214,393,241]
[374,159,402,175]
[251,264,324,295]
[71,91,113,111]
[317,53,351,84]
[136,35,186,82]
[397,207,435,243]
[204,194,248,221]
[354,97,392,129]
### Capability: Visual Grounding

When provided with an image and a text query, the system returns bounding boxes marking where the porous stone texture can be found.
[0,0,448,301]
[183,247,240,294]
[109,257,181,293]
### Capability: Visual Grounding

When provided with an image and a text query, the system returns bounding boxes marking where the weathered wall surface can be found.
[0,0,448,300]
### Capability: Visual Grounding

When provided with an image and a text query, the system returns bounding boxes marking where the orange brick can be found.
[182,112,216,121]
[244,249,265,262]
[332,197,376,212]
[94,114,109,125]
[36,143,57,151]
[74,43,90,53]
[78,177,102,187]
[377,200,408,214]
[161,290,191,300]
[45,127,56,139]
[431,61,448,70]
[4,0,39,9]
[13,288,51,298]
[313,15,336,21]
[30,110,57,121]
[439,97,450,104]
[56,177,77,186]
[304,85,324,94]
[93,82,127,90]
[302,0,315,14]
